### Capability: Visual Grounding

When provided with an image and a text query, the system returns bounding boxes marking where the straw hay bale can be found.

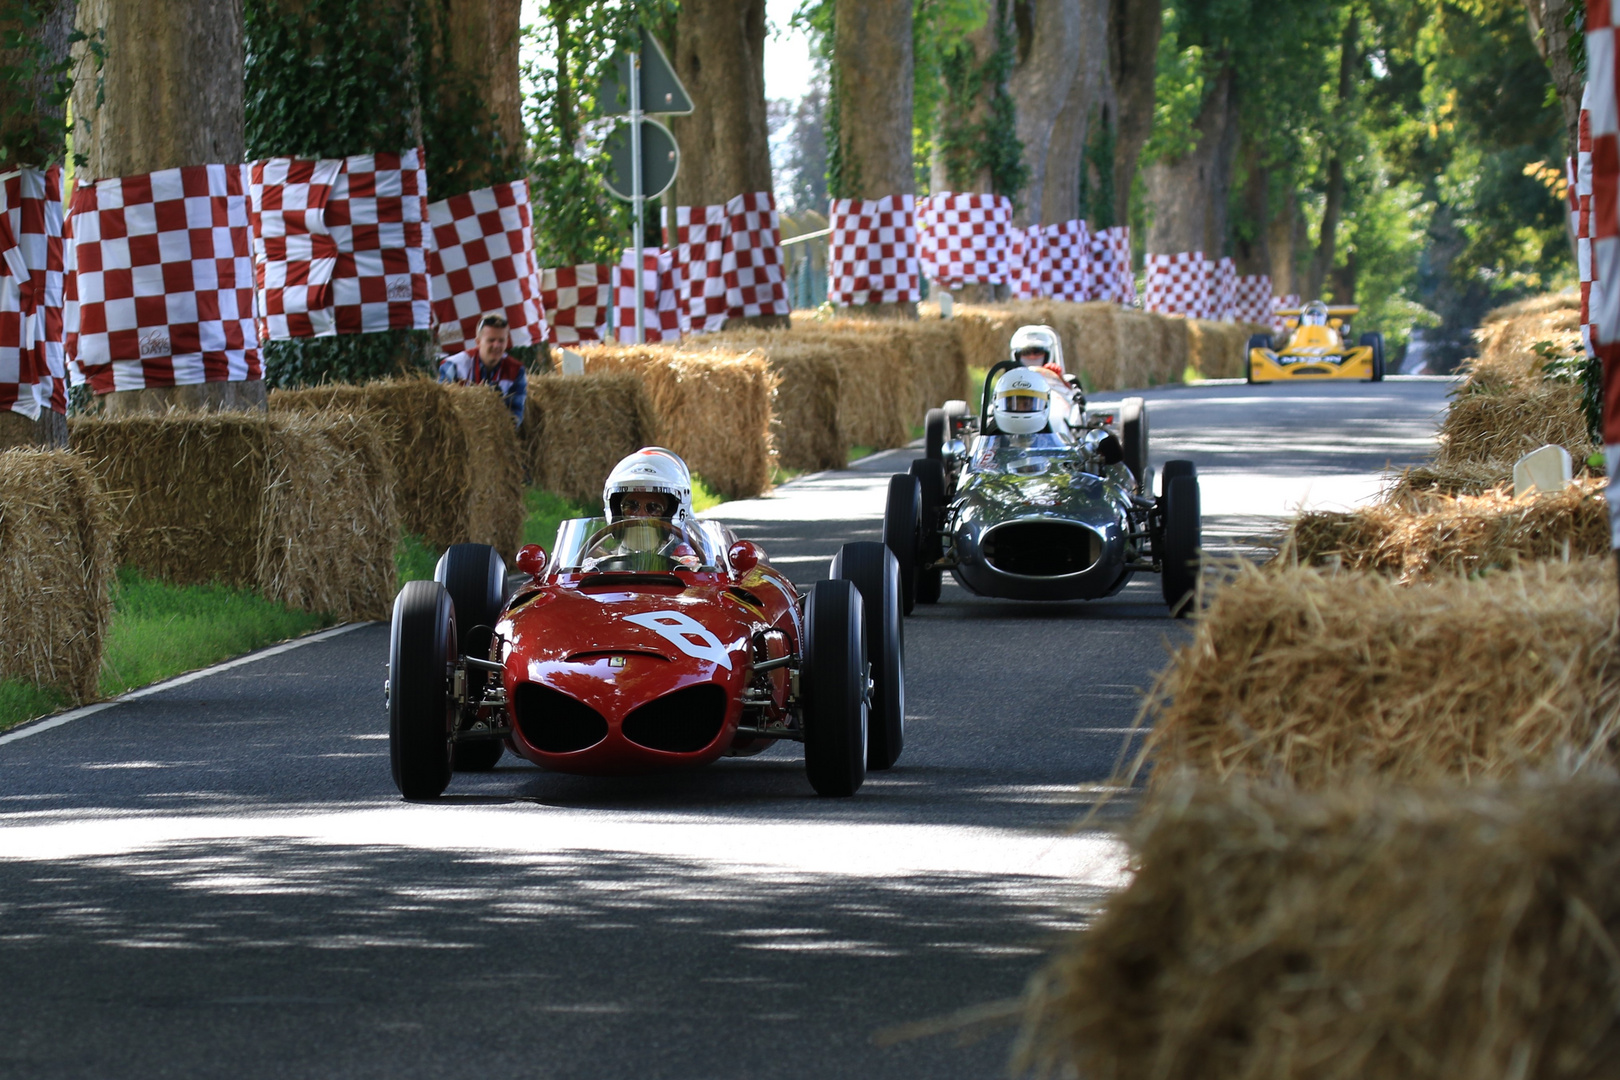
[761,345,843,472]
[1434,381,1593,470]
[1018,777,1620,1080]
[1281,478,1609,580]
[1472,292,1580,388]
[69,413,397,621]
[0,451,114,700]
[270,380,468,548]
[523,372,658,505]
[581,343,776,498]
[1140,559,1620,788]
[444,383,524,558]
[1188,319,1260,379]
[1116,308,1170,388]
[1382,460,1516,501]
[898,317,967,415]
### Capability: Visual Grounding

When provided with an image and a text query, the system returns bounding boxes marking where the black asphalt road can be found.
[0,378,1452,1079]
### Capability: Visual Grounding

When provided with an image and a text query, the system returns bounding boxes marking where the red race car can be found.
[386,520,905,799]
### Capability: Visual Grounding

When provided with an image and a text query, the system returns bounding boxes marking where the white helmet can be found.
[1009,324,1064,374]
[992,368,1051,435]
[603,447,693,527]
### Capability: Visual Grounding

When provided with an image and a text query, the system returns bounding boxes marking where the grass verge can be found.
[0,568,334,733]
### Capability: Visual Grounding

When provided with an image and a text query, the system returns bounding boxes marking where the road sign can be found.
[603,117,679,202]
[595,33,693,117]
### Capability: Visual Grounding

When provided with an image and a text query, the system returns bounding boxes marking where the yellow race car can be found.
[1246,300,1385,383]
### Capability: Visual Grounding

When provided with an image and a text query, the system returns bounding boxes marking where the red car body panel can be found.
[494,563,802,775]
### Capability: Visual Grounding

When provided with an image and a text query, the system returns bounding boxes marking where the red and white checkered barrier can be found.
[613,249,686,343]
[1008,225,1047,299]
[672,204,729,333]
[1273,294,1302,336]
[249,149,430,341]
[428,179,544,356]
[828,195,920,306]
[540,264,610,344]
[1144,251,1211,318]
[1043,219,1092,301]
[1089,226,1134,305]
[65,164,260,393]
[1583,2,1620,548]
[1231,274,1272,325]
[1211,257,1236,321]
[917,192,1013,288]
[0,167,64,418]
[1580,85,1595,355]
[722,191,790,319]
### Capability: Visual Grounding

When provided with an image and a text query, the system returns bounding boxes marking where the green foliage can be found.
[523,1,675,266]
[0,678,68,732]
[1538,338,1602,443]
[912,0,988,192]
[935,0,1027,201]
[523,488,591,548]
[1078,109,1116,228]
[98,568,331,700]
[1141,10,1206,167]
[0,0,96,167]
[396,531,441,584]
[262,329,435,389]
[244,0,419,160]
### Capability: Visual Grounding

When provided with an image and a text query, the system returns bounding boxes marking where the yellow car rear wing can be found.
[1275,305,1360,319]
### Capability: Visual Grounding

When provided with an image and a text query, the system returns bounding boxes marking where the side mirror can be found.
[515,544,547,578]
[727,540,762,575]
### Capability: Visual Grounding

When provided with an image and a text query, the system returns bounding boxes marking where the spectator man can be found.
[439,314,527,425]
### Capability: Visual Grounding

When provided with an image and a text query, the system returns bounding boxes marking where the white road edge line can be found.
[0,622,375,747]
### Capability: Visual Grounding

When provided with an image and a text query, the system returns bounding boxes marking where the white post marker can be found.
[630,48,645,346]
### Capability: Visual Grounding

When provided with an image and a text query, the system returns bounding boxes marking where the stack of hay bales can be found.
[578,343,776,499]
[1019,777,1620,1080]
[1137,560,1620,788]
[0,451,114,701]
[270,379,523,558]
[523,371,659,505]
[1282,477,1610,580]
[70,412,398,622]
[946,301,1190,390]
[1187,318,1263,379]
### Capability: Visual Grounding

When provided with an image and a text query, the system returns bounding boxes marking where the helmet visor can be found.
[998,392,1046,414]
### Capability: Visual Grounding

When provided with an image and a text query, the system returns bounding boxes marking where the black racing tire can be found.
[1160,474,1201,617]
[883,473,921,615]
[908,459,946,605]
[1360,331,1386,381]
[1160,459,1197,491]
[924,408,947,463]
[802,579,869,796]
[1121,397,1149,494]
[436,543,508,772]
[830,542,905,771]
[389,580,457,799]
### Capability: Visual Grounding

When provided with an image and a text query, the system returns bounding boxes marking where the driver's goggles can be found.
[619,494,672,514]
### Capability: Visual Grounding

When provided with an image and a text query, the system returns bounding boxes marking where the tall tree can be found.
[830,0,915,317]
[1039,0,1108,225]
[0,0,76,447]
[418,0,525,199]
[1006,0,1081,227]
[1523,0,1583,157]
[1304,8,1358,300]
[72,0,243,178]
[1106,0,1160,231]
[664,0,787,328]
[73,0,254,415]
[1143,60,1236,257]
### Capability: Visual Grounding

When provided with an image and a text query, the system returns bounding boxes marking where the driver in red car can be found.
[599,448,702,568]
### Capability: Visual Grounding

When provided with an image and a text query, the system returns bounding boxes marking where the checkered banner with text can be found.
[65,163,260,393]
[0,166,64,417]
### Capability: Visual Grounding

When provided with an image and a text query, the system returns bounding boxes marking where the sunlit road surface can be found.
[0,377,1453,1079]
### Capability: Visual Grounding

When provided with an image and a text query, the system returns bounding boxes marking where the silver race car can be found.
[882,357,1202,615]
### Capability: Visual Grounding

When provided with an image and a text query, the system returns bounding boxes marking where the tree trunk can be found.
[1008,0,1081,227]
[1106,0,1160,230]
[72,0,243,178]
[1232,136,1270,277]
[75,0,254,412]
[0,0,76,167]
[1143,64,1233,256]
[421,0,523,191]
[1524,0,1583,157]
[832,0,914,318]
[1041,0,1109,225]
[448,0,521,157]
[1266,184,1301,296]
[666,0,783,328]
[1329,247,1356,306]
[1305,11,1357,301]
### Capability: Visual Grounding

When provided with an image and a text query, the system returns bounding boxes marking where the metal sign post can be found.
[597,32,692,346]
